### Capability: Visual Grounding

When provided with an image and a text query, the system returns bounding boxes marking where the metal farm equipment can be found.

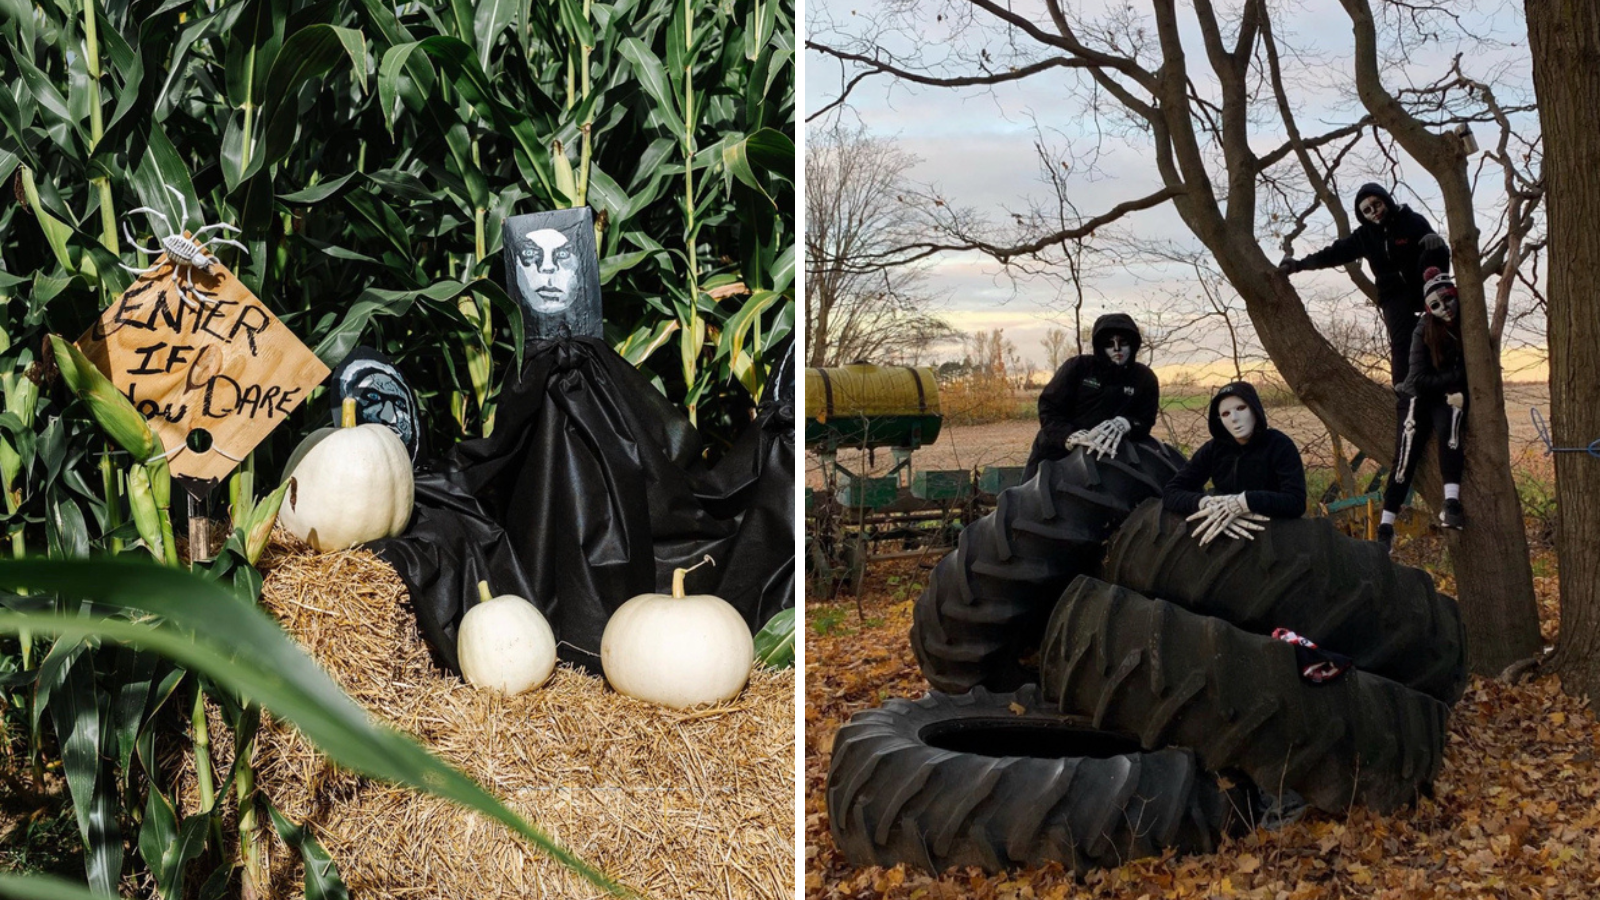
[805,364,1023,596]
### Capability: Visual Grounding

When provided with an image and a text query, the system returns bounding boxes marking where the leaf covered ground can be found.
[805,538,1598,900]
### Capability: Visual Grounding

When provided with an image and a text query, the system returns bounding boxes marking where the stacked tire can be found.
[825,685,1249,874]
[910,439,1186,693]
[830,484,1467,876]
[1040,575,1451,816]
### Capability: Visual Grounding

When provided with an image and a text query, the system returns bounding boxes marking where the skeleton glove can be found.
[1085,416,1132,459]
[1186,495,1267,546]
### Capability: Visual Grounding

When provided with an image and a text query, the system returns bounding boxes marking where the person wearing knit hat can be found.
[1279,184,1454,551]
[1382,267,1468,551]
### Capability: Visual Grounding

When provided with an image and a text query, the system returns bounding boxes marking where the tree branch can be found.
[805,41,1097,90]
[857,185,1183,268]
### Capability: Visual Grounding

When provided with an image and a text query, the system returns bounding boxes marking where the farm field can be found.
[806,381,1555,490]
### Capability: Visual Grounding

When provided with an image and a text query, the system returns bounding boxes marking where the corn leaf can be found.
[0,558,625,896]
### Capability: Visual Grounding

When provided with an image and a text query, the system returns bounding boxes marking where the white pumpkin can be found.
[279,398,413,552]
[457,581,557,694]
[601,558,753,709]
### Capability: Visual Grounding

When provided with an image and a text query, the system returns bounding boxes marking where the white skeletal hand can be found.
[1186,495,1268,546]
[1070,416,1130,459]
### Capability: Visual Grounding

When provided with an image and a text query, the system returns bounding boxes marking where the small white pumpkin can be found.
[601,557,753,709]
[279,398,413,552]
[457,581,557,694]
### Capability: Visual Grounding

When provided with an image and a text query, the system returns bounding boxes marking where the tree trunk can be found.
[1436,185,1543,674]
[1528,0,1600,695]
[1326,0,1542,674]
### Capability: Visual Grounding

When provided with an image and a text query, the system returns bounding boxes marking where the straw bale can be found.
[233,532,794,899]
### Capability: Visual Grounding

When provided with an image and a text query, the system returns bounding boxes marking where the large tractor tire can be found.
[1040,577,1450,815]
[911,440,1185,694]
[1103,500,1468,705]
[825,685,1248,874]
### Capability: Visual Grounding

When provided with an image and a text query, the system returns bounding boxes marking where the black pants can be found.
[1383,394,1466,514]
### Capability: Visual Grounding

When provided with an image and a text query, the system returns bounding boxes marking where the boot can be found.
[1440,498,1465,530]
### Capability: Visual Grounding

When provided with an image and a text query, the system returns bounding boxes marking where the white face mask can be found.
[1359,195,1387,224]
[1218,396,1255,442]
[1105,335,1132,366]
[1425,290,1457,323]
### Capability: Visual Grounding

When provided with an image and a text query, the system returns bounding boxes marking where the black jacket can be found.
[1401,318,1467,398]
[1162,381,1307,518]
[1298,184,1450,317]
[1035,313,1160,448]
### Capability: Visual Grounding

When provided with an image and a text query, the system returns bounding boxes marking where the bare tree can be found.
[1040,328,1072,371]
[810,0,1546,671]
[1526,2,1600,697]
[805,122,955,367]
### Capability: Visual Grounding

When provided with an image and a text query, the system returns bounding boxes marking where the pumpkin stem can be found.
[671,554,716,598]
[477,580,492,605]
[340,397,357,429]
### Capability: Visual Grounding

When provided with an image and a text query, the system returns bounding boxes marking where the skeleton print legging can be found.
[1383,394,1466,515]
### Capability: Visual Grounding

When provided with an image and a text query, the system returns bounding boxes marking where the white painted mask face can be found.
[1359,195,1387,224]
[1425,289,1457,323]
[1218,395,1255,442]
[517,228,577,313]
[1105,335,1133,367]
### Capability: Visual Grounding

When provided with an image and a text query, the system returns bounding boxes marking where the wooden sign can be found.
[77,254,330,496]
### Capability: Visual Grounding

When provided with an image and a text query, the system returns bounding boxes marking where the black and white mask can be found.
[1358,195,1387,224]
[502,207,603,340]
[1218,395,1255,442]
[1104,335,1133,367]
[1425,291,1457,323]
[331,350,421,461]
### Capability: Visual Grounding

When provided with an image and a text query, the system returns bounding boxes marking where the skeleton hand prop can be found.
[1218,492,1251,517]
[1186,503,1269,546]
[1065,429,1096,451]
[1446,392,1464,409]
[1084,416,1132,459]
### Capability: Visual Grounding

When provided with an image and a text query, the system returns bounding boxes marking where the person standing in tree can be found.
[1279,183,1452,548]
[1023,313,1160,481]
[1382,270,1469,552]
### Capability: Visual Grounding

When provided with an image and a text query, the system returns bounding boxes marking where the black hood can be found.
[1353,183,1397,226]
[1208,381,1269,444]
[1091,313,1142,360]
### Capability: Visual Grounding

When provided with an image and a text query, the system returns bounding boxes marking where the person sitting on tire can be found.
[1383,269,1469,551]
[1162,381,1307,546]
[1023,313,1160,481]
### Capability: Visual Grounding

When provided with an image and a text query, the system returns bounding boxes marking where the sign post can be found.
[77,252,329,552]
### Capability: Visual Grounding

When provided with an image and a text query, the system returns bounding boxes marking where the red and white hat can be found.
[1422,267,1457,317]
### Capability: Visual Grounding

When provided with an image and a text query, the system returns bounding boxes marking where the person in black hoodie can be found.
[1280,183,1452,384]
[1281,183,1451,516]
[1381,268,1468,550]
[1023,313,1160,481]
[1163,381,1308,545]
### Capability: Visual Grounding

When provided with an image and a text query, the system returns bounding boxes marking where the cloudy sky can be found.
[804,0,1544,378]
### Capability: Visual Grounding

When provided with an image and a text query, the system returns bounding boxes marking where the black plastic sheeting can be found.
[373,337,795,674]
